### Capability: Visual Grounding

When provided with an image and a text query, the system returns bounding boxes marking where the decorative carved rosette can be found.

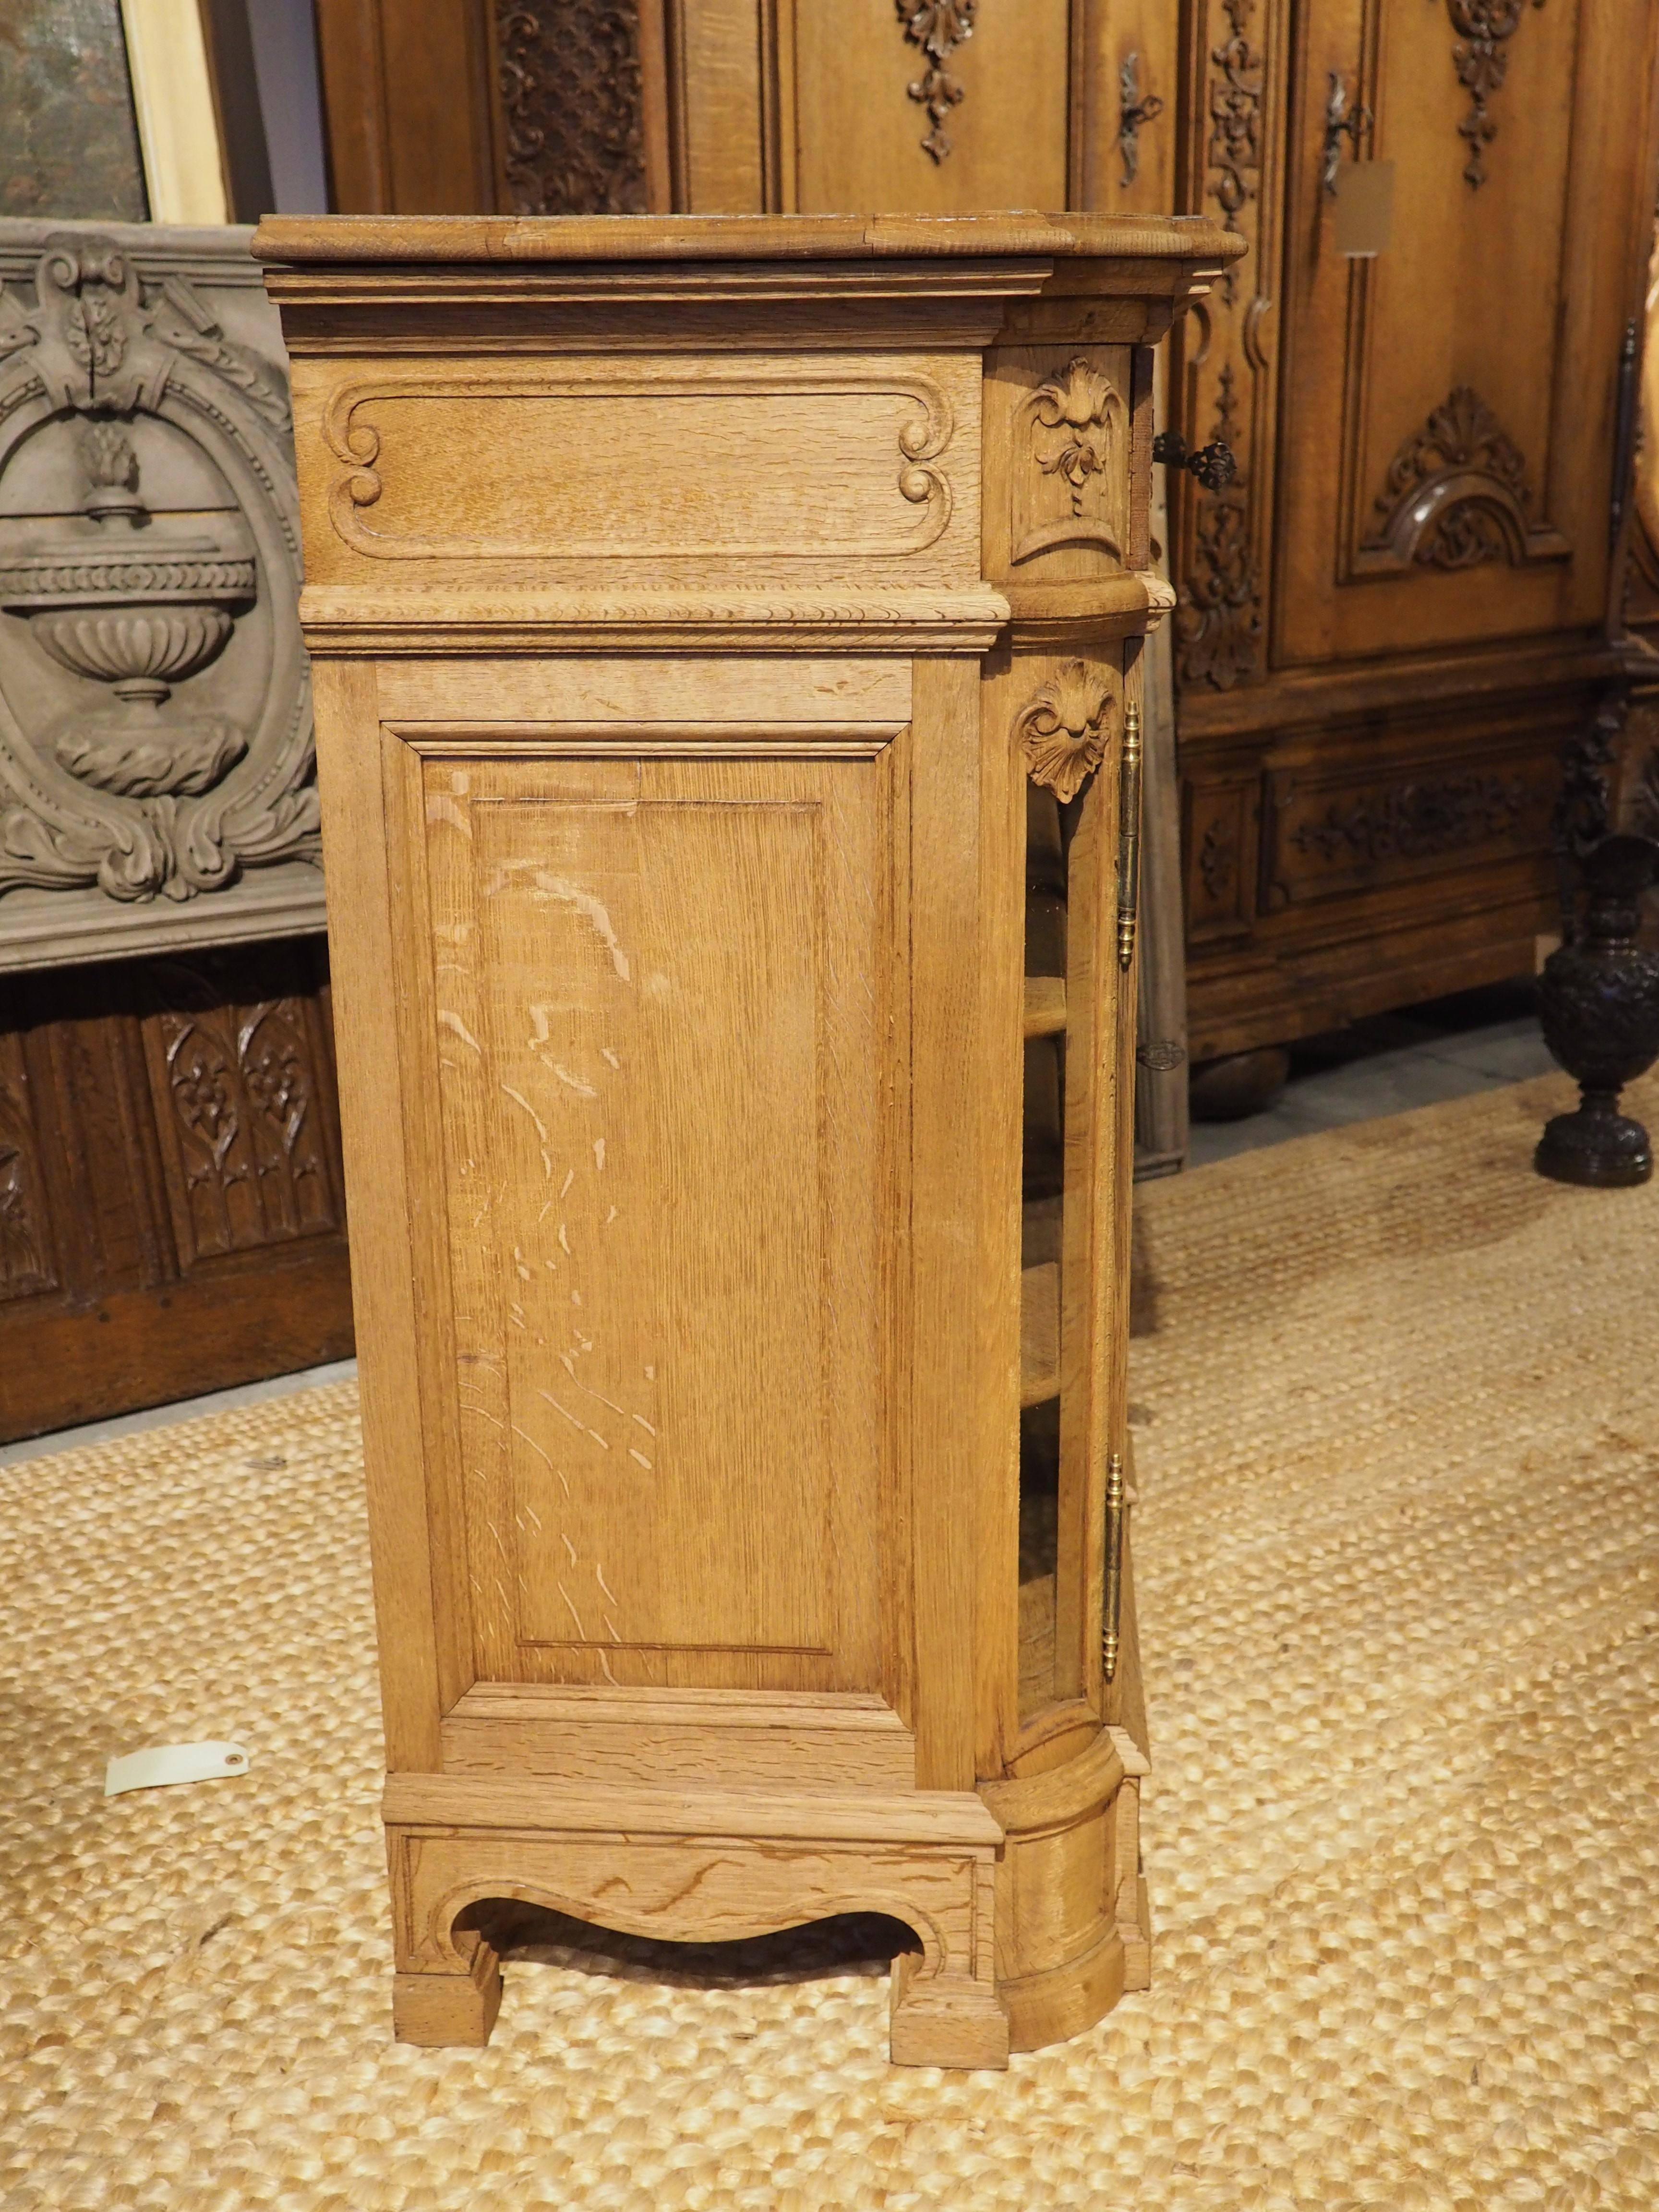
[0,226,318,928]
[1014,661,1116,805]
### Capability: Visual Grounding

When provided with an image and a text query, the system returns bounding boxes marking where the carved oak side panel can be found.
[0,1024,55,1300]
[0,218,321,971]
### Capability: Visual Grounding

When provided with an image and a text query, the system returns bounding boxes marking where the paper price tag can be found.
[1334,161,1395,258]
[105,1742,251,1796]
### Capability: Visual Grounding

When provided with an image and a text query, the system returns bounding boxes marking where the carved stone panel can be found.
[0,219,322,974]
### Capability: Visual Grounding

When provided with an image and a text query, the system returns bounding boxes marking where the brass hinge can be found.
[1102,1449,1126,1681]
[1116,703,1142,970]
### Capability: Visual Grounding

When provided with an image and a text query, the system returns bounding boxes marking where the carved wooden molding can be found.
[1176,364,1262,691]
[1014,660,1116,804]
[322,368,956,564]
[1363,385,1555,571]
[493,0,649,216]
[1448,0,1546,190]
[896,1,977,164]
[0,220,321,969]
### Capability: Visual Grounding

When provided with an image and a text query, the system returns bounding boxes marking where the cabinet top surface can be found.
[255,210,1243,272]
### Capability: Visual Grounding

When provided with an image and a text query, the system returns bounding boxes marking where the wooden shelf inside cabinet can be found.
[258,207,1238,2076]
[1020,1262,1060,1408]
[1023,975,1068,1038]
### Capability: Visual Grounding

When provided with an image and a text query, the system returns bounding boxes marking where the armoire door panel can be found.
[1274,0,1632,668]
[792,0,1070,214]
[406,739,893,1693]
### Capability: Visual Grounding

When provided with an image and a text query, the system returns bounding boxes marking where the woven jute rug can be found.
[5,1066,1658,2212]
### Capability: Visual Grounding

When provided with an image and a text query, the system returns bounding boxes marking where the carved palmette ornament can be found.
[1014,661,1117,804]
[0,225,317,916]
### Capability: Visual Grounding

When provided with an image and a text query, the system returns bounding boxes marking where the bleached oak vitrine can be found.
[259,210,1239,2067]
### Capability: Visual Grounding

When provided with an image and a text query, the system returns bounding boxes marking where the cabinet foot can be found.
[392,1937,503,2047]
[889,1953,1010,2069]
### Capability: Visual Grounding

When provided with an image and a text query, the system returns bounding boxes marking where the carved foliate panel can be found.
[1262,754,1557,910]
[1015,357,1128,568]
[0,1025,55,1300]
[0,219,320,968]
[1181,774,1258,942]
[492,1,649,216]
[1170,0,1284,694]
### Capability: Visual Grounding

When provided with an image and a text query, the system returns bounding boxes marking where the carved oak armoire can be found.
[260,209,1240,2065]
[311,0,1659,1065]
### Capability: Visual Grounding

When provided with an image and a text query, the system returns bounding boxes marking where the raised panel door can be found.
[386,733,899,1696]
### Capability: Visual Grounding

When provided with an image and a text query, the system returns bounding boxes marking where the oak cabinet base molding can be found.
[261,210,1237,2066]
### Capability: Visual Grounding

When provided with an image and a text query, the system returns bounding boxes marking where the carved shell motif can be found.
[1014,661,1116,804]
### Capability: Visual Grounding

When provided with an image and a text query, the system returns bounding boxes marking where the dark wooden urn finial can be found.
[1535,832,1659,1187]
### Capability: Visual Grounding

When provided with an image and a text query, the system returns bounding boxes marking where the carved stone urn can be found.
[1535,833,1659,1188]
[0,423,256,800]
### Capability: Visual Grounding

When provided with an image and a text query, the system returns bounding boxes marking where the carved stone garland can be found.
[896,1,977,164]
[494,2,648,216]
[1014,661,1115,806]
[0,229,317,928]
[1365,385,1538,570]
[1448,0,1547,191]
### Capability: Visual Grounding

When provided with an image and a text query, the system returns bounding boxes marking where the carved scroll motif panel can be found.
[312,361,967,578]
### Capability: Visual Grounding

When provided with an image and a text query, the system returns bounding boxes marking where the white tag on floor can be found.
[104,1742,251,1797]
